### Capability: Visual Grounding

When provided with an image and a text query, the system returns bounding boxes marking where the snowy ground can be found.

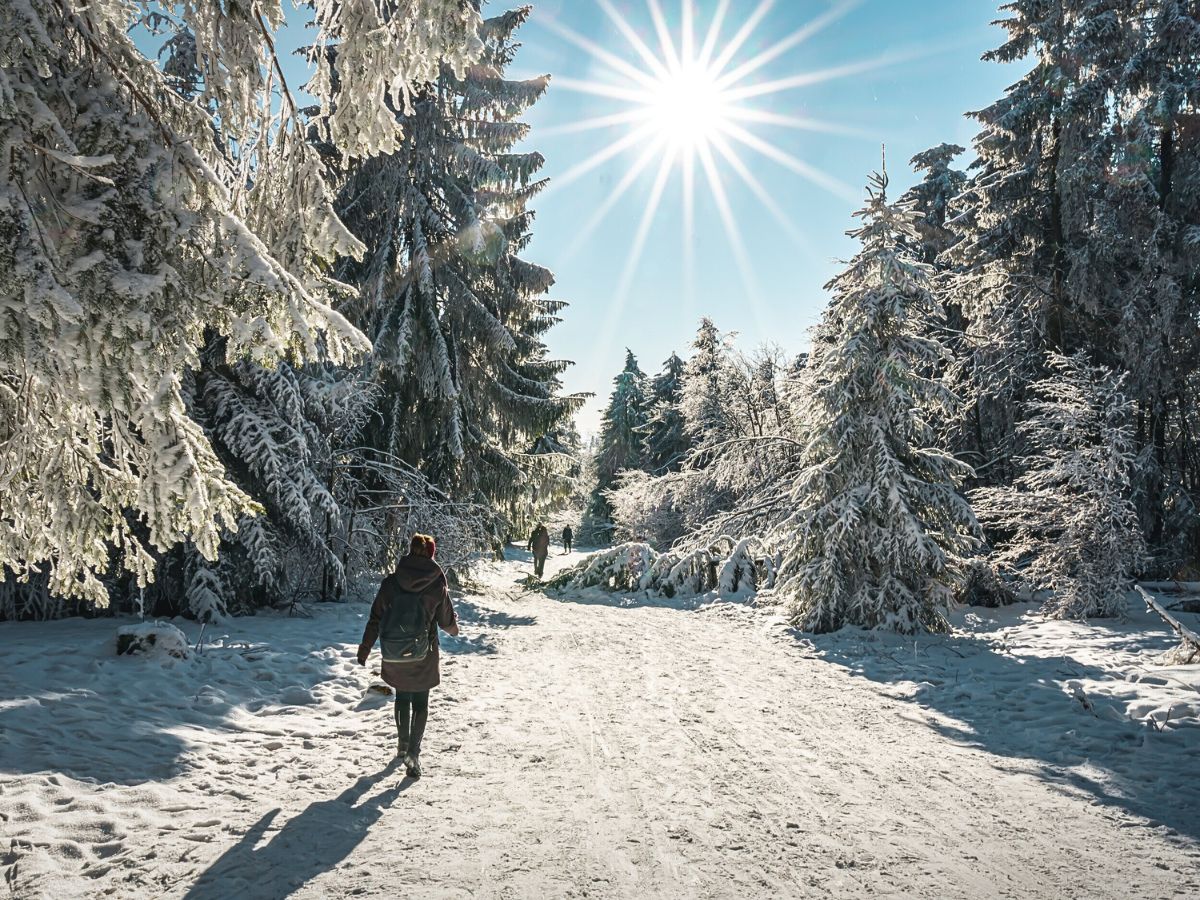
[2,551,1198,899]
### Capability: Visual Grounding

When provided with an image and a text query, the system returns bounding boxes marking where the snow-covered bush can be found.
[116,623,191,660]
[718,538,764,594]
[184,561,226,624]
[548,536,776,601]
[546,543,656,593]
[972,354,1146,619]
[606,470,687,549]
[641,545,720,598]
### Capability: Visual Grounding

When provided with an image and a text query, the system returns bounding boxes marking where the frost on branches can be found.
[774,171,979,634]
[972,354,1146,620]
[0,0,482,605]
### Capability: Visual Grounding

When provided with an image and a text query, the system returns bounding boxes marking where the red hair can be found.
[410,533,436,558]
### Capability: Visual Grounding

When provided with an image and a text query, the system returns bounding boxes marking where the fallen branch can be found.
[1135,584,1200,664]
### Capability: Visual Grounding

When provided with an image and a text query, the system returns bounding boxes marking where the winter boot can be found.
[396,720,410,758]
[403,751,422,779]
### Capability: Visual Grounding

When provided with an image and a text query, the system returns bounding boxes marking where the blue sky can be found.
[255,0,1020,434]
[501,0,1019,433]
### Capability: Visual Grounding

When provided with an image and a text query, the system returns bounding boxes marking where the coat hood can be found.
[393,553,445,594]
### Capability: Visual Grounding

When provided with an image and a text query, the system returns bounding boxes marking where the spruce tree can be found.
[900,143,967,267]
[972,354,1145,619]
[945,0,1100,482]
[1093,0,1200,559]
[583,350,649,543]
[680,318,734,449]
[776,171,979,634]
[0,0,480,606]
[335,5,580,515]
[946,0,1200,568]
[642,353,689,474]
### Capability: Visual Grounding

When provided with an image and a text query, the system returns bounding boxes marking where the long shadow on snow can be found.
[0,604,379,786]
[0,593,536,786]
[799,627,1200,843]
[181,760,409,900]
[454,596,537,630]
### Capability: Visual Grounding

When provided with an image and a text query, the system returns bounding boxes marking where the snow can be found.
[2,554,1198,898]
[115,622,192,660]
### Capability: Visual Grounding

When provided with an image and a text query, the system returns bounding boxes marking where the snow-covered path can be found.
[3,552,1198,899]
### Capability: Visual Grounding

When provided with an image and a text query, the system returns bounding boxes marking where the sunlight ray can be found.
[553,76,649,105]
[709,131,817,258]
[647,0,682,73]
[697,0,731,68]
[681,0,696,66]
[543,123,659,196]
[682,148,697,309]
[613,148,677,304]
[723,48,932,103]
[725,107,878,140]
[539,17,662,92]
[588,149,678,386]
[696,142,771,337]
[598,0,673,82]
[714,0,862,90]
[560,135,668,264]
[535,108,653,139]
[719,120,858,201]
[708,0,775,77]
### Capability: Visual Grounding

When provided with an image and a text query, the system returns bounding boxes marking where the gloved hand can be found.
[356,645,368,666]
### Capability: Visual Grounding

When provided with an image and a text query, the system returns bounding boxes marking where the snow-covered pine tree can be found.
[944,0,1101,483]
[582,350,650,543]
[947,0,1200,569]
[641,353,689,474]
[972,353,1145,619]
[607,342,797,550]
[166,355,378,617]
[680,318,734,449]
[511,422,585,540]
[900,143,967,267]
[334,5,580,518]
[1091,0,1200,563]
[0,0,481,606]
[776,170,979,634]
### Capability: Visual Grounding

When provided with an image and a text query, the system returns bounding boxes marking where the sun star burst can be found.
[541,0,928,379]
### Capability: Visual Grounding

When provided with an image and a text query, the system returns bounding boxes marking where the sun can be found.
[644,61,732,152]
[537,0,926,382]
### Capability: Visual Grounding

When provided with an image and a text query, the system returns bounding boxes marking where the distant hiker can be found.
[358,533,459,779]
[528,523,550,578]
[562,525,573,554]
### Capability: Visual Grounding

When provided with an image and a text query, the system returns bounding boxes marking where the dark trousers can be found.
[534,553,547,578]
[564,538,572,553]
[394,690,430,755]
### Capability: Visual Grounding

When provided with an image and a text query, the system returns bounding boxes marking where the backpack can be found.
[379,583,432,664]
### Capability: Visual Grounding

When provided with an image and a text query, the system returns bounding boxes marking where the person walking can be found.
[528,523,550,579]
[562,525,573,554]
[357,533,459,779]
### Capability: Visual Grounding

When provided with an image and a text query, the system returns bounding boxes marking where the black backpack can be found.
[379,583,432,664]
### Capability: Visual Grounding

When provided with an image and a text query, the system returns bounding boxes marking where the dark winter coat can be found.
[562,526,573,543]
[529,527,550,558]
[358,554,458,692]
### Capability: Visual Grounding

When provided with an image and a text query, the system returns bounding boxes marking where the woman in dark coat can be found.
[358,533,459,778]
